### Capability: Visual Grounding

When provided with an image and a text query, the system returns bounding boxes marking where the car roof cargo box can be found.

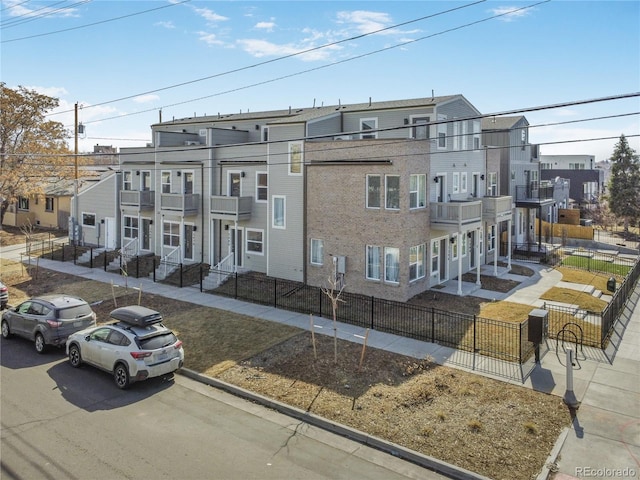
[110,306,163,327]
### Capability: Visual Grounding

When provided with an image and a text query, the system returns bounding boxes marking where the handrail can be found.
[163,245,182,277]
[122,237,138,263]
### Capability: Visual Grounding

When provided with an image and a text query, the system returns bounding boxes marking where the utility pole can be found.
[73,102,79,245]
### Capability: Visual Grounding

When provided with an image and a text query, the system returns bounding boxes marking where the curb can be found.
[179,368,492,480]
[536,427,570,480]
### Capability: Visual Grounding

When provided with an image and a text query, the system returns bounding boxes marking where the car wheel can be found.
[34,333,46,354]
[1,320,11,339]
[68,344,82,368]
[113,363,130,389]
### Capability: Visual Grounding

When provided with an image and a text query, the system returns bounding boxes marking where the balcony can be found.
[210,195,253,221]
[120,190,154,209]
[515,183,555,208]
[482,195,513,222]
[160,193,200,215]
[430,200,482,231]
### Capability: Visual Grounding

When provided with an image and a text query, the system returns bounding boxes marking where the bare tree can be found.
[321,276,345,364]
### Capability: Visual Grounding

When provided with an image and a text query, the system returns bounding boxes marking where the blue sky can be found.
[2,0,639,161]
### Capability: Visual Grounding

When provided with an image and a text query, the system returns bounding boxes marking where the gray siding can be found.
[77,173,120,247]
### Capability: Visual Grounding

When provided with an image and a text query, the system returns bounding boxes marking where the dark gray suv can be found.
[1,294,96,353]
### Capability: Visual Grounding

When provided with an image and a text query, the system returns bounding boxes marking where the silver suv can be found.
[1,294,96,353]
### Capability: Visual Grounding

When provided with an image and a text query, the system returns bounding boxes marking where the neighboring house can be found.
[2,181,73,230]
[540,154,605,207]
[481,116,569,250]
[81,95,515,300]
[75,171,121,249]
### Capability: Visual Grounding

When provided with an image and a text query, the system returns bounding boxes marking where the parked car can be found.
[0,281,8,310]
[66,305,184,389]
[1,294,96,353]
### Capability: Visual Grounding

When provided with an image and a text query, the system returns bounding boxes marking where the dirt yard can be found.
[0,234,571,480]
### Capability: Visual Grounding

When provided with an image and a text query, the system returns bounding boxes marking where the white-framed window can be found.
[288,141,303,175]
[228,171,242,197]
[123,215,138,238]
[161,171,171,194]
[461,232,468,257]
[366,245,381,280]
[18,197,29,210]
[479,227,484,257]
[140,170,151,191]
[272,195,286,229]
[360,117,378,139]
[453,172,460,194]
[487,172,498,196]
[437,114,447,149]
[256,172,268,202]
[82,212,96,227]
[45,197,54,212]
[410,115,430,139]
[163,221,180,247]
[409,174,426,209]
[409,244,426,281]
[366,174,381,209]
[246,229,264,255]
[123,171,132,191]
[453,121,461,150]
[431,240,439,275]
[461,172,468,193]
[385,175,400,210]
[384,247,399,284]
[451,234,458,260]
[488,225,496,252]
[461,121,468,150]
[473,120,481,150]
[310,238,323,265]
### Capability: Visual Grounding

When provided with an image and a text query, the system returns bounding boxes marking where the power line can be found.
[1,0,190,43]
[1,1,91,29]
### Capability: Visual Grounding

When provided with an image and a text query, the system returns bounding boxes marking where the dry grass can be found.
[541,287,609,312]
[0,258,571,480]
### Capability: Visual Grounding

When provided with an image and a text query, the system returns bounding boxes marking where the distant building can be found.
[540,154,604,207]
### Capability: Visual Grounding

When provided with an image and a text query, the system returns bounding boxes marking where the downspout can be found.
[201,162,204,264]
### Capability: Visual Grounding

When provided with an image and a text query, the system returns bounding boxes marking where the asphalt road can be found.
[0,336,441,480]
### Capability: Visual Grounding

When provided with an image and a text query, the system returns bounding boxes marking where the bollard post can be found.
[563,347,580,409]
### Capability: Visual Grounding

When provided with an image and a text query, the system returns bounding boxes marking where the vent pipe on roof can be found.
[159,109,162,123]
[369,97,371,106]
[288,106,291,114]
[313,98,316,108]
[431,90,434,101]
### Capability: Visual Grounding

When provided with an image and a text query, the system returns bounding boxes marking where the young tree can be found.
[607,134,640,233]
[0,83,73,228]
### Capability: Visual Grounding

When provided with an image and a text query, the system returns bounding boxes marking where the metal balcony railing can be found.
[482,195,513,220]
[160,193,200,214]
[515,184,554,202]
[430,200,482,228]
[120,190,155,209]
[210,195,253,221]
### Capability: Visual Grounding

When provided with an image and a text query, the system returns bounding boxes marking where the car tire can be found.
[68,344,82,368]
[114,363,130,389]
[34,333,46,354]
[1,320,11,339]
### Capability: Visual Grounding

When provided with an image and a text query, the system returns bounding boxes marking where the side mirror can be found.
[85,335,91,342]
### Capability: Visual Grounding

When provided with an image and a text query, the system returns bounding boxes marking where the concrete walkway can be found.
[1,245,639,480]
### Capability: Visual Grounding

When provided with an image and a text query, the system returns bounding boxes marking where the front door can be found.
[230,228,243,268]
[439,238,447,282]
[104,217,117,249]
[469,231,476,269]
[184,224,195,261]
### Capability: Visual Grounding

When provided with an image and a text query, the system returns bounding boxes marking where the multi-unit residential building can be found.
[540,154,605,208]
[75,95,517,301]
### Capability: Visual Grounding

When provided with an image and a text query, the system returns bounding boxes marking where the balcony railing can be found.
[120,190,154,209]
[160,193,200,214]
[515,184,554,202]
[210,195,253,221]
[430,200,482,228]
[482,195,513,221]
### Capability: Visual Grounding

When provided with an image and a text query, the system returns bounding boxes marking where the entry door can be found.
[184,224,195,261]
[439,238,447,282]
[469,231,476,268]
[104,217,117,249]
[230,228,243,267]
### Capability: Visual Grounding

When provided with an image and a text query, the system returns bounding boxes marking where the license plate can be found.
[157,353,168,362]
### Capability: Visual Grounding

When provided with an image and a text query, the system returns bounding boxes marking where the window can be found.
[272,196,285,228]
[451,235,458,260]
[461,121,468,150]
[360,118,378,139]
[488,225,496,252]
[45,197,54,212]
[437,114,447,149]
[141,171,151,191]
[453,172,460,194]
[82,213,96,227]
[18,197,29,210]
[161,171,171,194]
[409,174,426,209]
[411,116,430,139]
[487,172,498,196]
[310,238,323,265]
[366,245,381,280]
[123,215,138,238]
[123,171,132,191]
[385,175,400,210]
[461,172,468,193]
[262,126,269,142]
[409,244,425,281]
[473,120,481,150]
[431,240,439,275]
[289,142,303,175]
[246,229,264,254]
[453,121,461,150]
[229,172,241,197]
[384,247,399,283]
[163,221,180,247]
[461,232,468,257]
[256,172,268,202]
[366,175,381,208]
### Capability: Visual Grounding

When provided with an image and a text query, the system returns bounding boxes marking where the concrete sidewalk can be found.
[2,249,639,479]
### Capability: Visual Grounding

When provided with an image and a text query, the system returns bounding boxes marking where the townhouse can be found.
[75,95,516,301]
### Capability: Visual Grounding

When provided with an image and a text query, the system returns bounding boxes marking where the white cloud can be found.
[155,21,175,29]
[336,10,393,35]
[236,39,340,62]
[133,94,160,104]
[3,0,81,19]
[490,6,532,22]
[197,31,226,46]
[255,21,276,32]
[23,85,68,98]
[193,6,228,23]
